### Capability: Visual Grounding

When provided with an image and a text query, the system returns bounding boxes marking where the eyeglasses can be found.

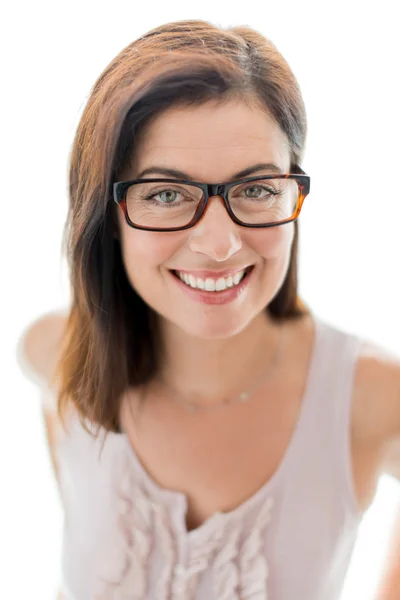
[113,166,310,232]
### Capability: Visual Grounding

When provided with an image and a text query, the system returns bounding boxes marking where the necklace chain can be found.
[158,323,286,413]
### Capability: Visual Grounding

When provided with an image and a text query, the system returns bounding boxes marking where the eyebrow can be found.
[136,162,285,181]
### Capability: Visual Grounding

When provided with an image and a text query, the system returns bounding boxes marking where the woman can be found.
[16,18,400,600]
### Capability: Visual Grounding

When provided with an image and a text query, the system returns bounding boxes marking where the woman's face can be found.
[116,99,295,340]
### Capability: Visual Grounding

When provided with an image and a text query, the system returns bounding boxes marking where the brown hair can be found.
[54,19,310,439]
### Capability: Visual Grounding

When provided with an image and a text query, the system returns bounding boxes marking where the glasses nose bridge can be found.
[208,183,227,198]
[205,182,229,210]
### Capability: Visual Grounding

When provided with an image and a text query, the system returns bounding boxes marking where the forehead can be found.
[127,99,291,180]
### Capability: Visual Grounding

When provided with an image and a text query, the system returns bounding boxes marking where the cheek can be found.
[120,230,184,278]
[249,223,295,260]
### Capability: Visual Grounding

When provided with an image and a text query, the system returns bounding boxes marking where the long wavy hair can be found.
[53,19,310,439]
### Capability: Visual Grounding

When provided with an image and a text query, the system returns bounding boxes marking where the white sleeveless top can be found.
[17,312,364,599]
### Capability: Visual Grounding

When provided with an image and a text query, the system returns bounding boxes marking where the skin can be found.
[115,97,298,401]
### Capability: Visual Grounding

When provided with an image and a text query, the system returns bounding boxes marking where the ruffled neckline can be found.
[95,438,276,599]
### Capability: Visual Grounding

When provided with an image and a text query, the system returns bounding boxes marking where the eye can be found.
[231,182,280,200]
[153,189,180,204]
[243,184,276,199]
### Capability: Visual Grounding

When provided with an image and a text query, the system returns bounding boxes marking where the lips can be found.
[169,264,254,305]
[170,265,254,291]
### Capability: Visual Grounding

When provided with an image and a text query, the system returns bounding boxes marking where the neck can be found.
[155,311,283,408]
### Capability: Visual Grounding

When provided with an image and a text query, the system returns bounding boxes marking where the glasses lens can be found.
[227,178,299,225]
[126,181,203,228]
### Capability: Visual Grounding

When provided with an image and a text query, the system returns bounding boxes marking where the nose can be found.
[187,195,242,262]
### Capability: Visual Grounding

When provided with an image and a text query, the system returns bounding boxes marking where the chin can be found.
[173,311,254,341]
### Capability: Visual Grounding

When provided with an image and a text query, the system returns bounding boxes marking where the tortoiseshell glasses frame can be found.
[112,165,310,232]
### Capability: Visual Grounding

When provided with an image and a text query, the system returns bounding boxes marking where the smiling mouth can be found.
[170,266,254,292]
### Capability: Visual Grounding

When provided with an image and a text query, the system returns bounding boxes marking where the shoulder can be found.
[352,335,400,442]
[16,309,69,389]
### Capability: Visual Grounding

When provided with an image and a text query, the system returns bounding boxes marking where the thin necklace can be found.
[155,322,286,413]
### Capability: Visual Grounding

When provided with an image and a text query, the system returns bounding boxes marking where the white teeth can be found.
[215,278,226,291]
[232,272,242,285]
[176,269,248,292]
[205,278,216,291]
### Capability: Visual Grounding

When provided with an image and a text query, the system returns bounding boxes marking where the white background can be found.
[1,1,400,598]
